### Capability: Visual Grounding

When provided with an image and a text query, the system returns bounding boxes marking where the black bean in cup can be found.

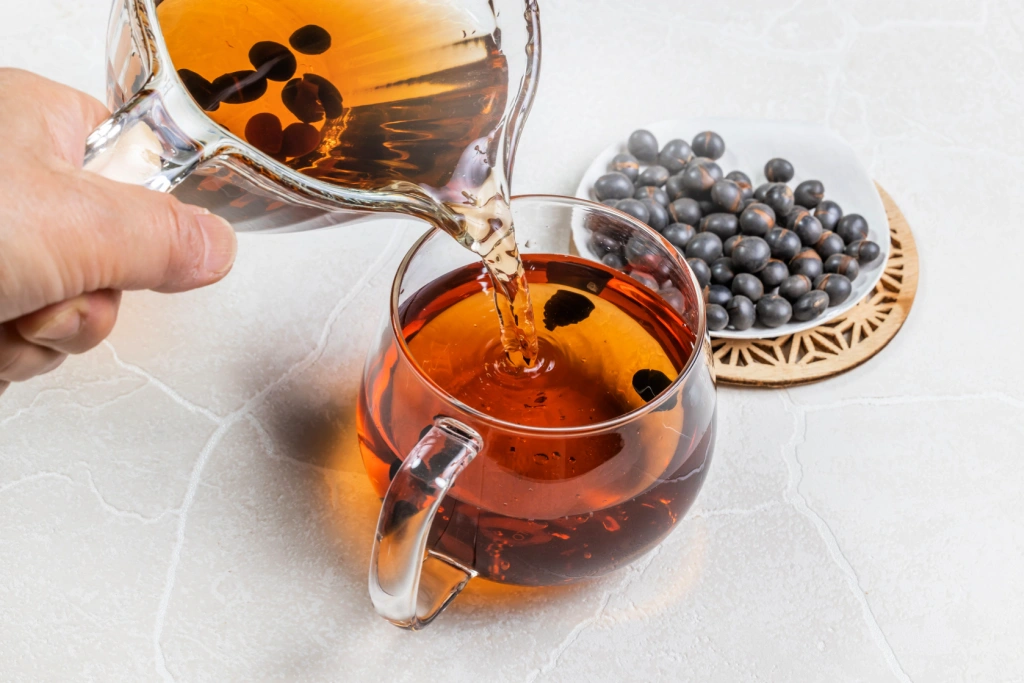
[731,236,771,273]
[845,239,882,264]
[836,214,870,245]
[609,153,640,181]
[794,180,825,208]
[177,69,219,111]
[814,273,853,306]
[779,274,813,302]
[637,165,670,188]
[739,203,776,237]
[727,295,756,331]
[814,230,846,259]
[707,304,729,332]
[758,259,790,289]
[658,139,694,173]
[211,70,268,104]
[825,253,861,280]
[692,131,726,160]
[615,198,650,224]
[248,41,297,82]
[640,198,670,231]
[792,290,830,322]
[282,76,328,123]
[707,284,733,307]
[794,214,824,247]
[635,186,670,206]
[764,183,795,216]
[701,213,739,241]
[711,179,744,213]
[668,198,702,226]
[789,248,824,280]
[711,257,736,286]
[280,122,321,158]
[764,158,795,183]
[627,129,660,163]
[685,232,723,263]
[765,227,802,262]
[732,273,764,302]
[244,112,284,155]
[756,294,793,328]
[686,258,711,289]
[594,172,635,201]
[814,200,843,232]
[663,223,696,249]
[289,24,332,55]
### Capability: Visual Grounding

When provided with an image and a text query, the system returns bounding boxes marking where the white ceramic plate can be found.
[574,118,889,340]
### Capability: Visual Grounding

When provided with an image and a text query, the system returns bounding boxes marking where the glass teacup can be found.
[359,196,717,629]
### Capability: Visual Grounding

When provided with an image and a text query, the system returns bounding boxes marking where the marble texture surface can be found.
[2,0,1023,680]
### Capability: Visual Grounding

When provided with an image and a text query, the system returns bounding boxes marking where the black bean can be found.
[739,202,776,237]
[593,172,635,201]
[791,290,830,322]
[845,239,882,264]
[732,273,764,302]
[814,231,846,259]
[731,235,771,273]
[764,183,795,216]
[248,41,297,82]
[814,273,853,306]
[658,139,694,173]
[753,183,773,202]
[789,248,824,280]
[210,70,268,104]
[177,69,219,111]
[616,198,650,224]
[685,232,723,263]
[628,129,659,163]
[282,76,325,123]
[664,175,689,201]
[726,170,753,192]
[641,198,669,231]
[303,74,343,118]
[723,234,740,257]
[824,253,861,280]
[630,271,660,291]
[280,122,321,157]
[698,199,716,216]
[590,232,623,254]
[663,223,696,249]
[711,257,736,286]
[661,286,686,315]
[637,165,670,188]
[726,295,756,331]
[681,160,719,193]
[609,153,640,181]
[289,25,332,55]
[836,214,869,245]
[765,227,802,262]
[794,180,825,208]
[707,304,729,332]
[711,179,743,213]
[756,294,793,328]
[601,252,626,270]
[668,198,702,225]
[687,258,712,288]
[779,274,813,302]
[244,112,283,155]
[784,206,812,229]
[764,158,795,183]
[758,259,789,289]
[814,199,843,232]
[794,214,824,246]
[707,284,733,307]
[635,186,670,206]
[701,213,739,241]
[692,131,726,160]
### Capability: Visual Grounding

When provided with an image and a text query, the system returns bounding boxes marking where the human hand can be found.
[0,69,237,397]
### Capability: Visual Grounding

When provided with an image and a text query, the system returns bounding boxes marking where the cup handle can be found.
[369,417,483,630]
[83,89,206,191]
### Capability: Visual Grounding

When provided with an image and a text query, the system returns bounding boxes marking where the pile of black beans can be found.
[591,129,883,332]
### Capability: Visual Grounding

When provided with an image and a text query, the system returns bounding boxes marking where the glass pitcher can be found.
[84,0,540,233]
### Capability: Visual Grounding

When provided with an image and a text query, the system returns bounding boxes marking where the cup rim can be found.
[388,194,710,437]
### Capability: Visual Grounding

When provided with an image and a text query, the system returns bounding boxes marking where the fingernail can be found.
[196,212,237,277]
[32,307,83,343]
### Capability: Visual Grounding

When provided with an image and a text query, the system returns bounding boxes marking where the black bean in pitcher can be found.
[302,74,344,118]
[248,41,297,82]
[244,112,284,155]
[211,70,268,104]
[280,122,321,158]
[290,24,332,54]
[177,69,218,111]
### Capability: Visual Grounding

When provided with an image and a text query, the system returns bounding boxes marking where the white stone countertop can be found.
[2,0,1023,680]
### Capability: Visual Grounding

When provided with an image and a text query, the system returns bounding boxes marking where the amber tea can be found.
[358,254,716,585]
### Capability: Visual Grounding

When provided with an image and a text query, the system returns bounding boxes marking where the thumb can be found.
[64,170,238,294]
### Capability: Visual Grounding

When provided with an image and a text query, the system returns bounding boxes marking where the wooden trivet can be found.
[711,185,918,387]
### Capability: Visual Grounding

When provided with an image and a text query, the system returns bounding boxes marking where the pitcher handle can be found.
[369,417,483,630]
[83,88,208,190]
